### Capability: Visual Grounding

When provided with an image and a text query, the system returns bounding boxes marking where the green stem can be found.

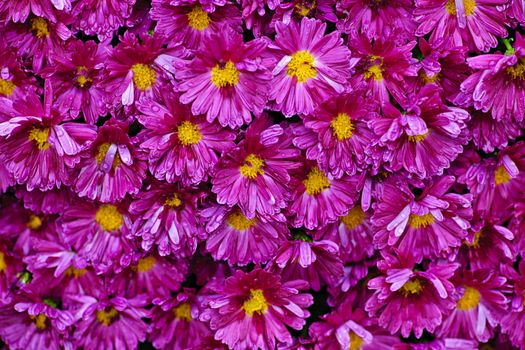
[502,38,515,55]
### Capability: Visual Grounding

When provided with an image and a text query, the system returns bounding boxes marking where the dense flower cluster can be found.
[0,1,524,349]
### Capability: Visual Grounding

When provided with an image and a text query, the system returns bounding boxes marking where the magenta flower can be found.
[268,17,351,117]
[0,85,97,191]
[240,0,279,37]
[15,187,72,215]
[177,26,271,128]
[366,254,459,338]
[272,0,338,25]
[0,243,23,302]
[469,110,522,153]
[200,269,313,349]
[414,0,508,52]
[151,0,242,49]
[0,38,36,100]
[203,203,290,265]
[0,0,70,23]
[500,262,525,347]
[212,115,301,219]
[72,120,147,203]
[136,90,235,185]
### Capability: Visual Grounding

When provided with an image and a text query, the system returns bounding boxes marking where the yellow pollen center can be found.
[27,214,42,230]
[457,287,481,310]
[0,79,16,97]
[402,279,423,297]
[349,330,364,350]
[0,252,6,273]
[28,127,50,150]
[331,113,355,141]
[97,308,118,326]
[464,231,482,249]
[211,61,240,88]
[341,206,365,230]
[65,267,87,278]
[96,143,121,170]
[31,18,49,38]
[408,131,430,142]
[240,154,265,179]
[494,165,512,185]
[164,193,182,208]
[303,167,330,196]
[408,213,435,229]
[177,121,202,146]
[419,71,441,84]
[446,0,476,16]
[287,50,317,83]
[173,302,192,321]
[132,63,156,91]
[364,65,383,81]
[506,58,525,80]
[242,289,269,317]
[31,314,47,330]
[295,1,316,16]
[187,5,210,31]
[95,205,123,232]
[76,66,92,88]
[227,209,256,231]
[137,256,156,273]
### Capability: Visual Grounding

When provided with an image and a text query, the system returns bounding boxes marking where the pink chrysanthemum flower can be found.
[414,0,508,52]
[469,110,522,153]
[500,262,525,347]
[268,17,351,117]
[0,85,97,191]
[0,243,24,301]
[456,33,525,122]
[0,0,71,23]
[200,269,313,350]
[268,233,344,291]
[130,181,205,258]
[150,289,212,349]
[71,0,136,40]
[15,187,72,215]
[72,120,147,203]
[288,163,363,230]
[71,293,150,350]
[212,115,301,219]
[366,254,458,338]
[0,39,36,100]
[437,269,509,342]
[151,0,242,49]
[349,34,419,106]
[272,0,338,25]
[60,199,136,274]
[41,40,109,124]
[372,176,472,262]
[507,0,525,24]
[203,203,290,265]
[170,0,227,12]
[369,85,470,178]
[177,26,271,128]
[104,32,188,107]
[336,0,416,43]
[393,338,478,350]
[137,90,235,185]
[292,93,377,178]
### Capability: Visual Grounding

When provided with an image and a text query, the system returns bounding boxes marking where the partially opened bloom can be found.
[212,115,301,219]
[0,38,36,100]
[16,187,72,215]
[137,90,235,185]
[0,0,71,23]
[469,110,522,153]
[177,26,271,128]
[268,17,351,117]
[200,269,313,349]
[272,0,338,25]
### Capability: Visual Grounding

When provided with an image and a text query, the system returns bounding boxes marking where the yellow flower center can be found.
[31,18,49,38]
[408,131,430,142]
[97,307,118,326]
[132,63,156,91]
[303,167,330,196]
[408,213,435,229]
[177,121,202,146]
[31,314,47,330]
[242,289,268,317]
[173,302,192,321]
[287,50,317,83]
[464,231,482,249]
[76,66,92,88]
[27,214,42,230]
[0,79,16,97]
[341,206,365,230]
[331,113,355,141]
[457,286,481,310]
[506,58,525,80]
[363,56,384,81]
[0,252,6,273]
[349,330,364,350]
[227,209,256,231]
[239,154,265,179]
[137,256,156,273]
[446,0,476,16]
[28,127,50,150]
[65,267,87,278]
[211,61,240,88]
[164,193,182,208]
[95,205,123,232]
[96,143,122,170]
[402,278,423,297]
[494,165,512,185]
[187,5,210,30]
[419,71,441,84]
[295,0,316,16]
